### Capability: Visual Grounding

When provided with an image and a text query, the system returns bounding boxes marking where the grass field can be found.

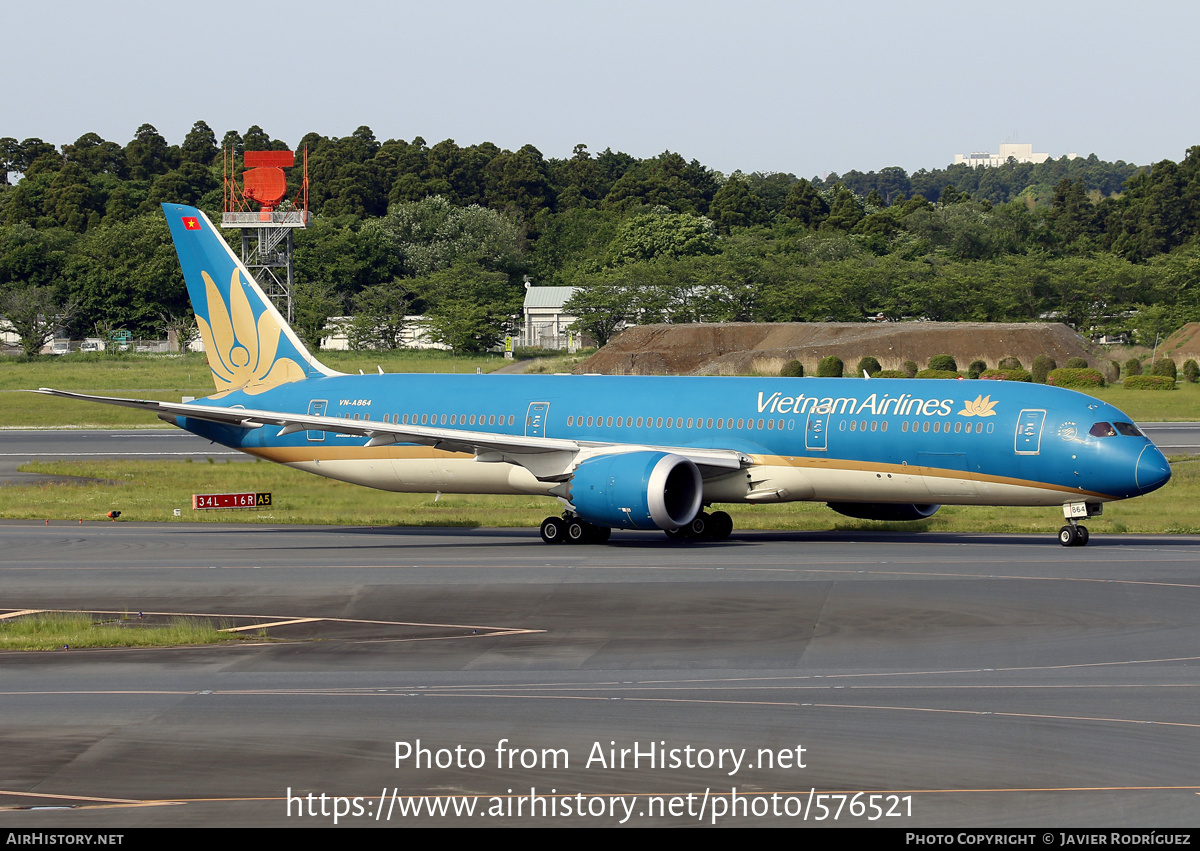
[9,454,1199,535]
[0,611,255,651]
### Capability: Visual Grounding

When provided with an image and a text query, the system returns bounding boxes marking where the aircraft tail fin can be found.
[162,203,336,396]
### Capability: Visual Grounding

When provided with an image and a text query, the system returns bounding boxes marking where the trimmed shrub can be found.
[875,369,908,378]
[1064,357,1088,369]
[1152,358,1178,380]
[1031,355,1057,384]
[1184,359,1199,383]
[981,368,1033,382]
[967,359,987,379]
[915,369,962,379]
[998,357,1023,370]
[902,360,918,378]
[928,354,957,372]
[856,356,881,376]
[780,359,804,377]
[1047,368,1105,389]
[1109,360,1121,382]
[1124,358,1142,377]
[817,355,844,377]
[1124,375,1176,390]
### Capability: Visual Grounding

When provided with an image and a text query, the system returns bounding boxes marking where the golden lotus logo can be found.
[196,270,305,395]
[959,394,998,417]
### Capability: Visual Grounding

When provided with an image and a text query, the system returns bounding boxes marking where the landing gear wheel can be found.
[684,512,710,539]
[708,510,733,541]
[540,516,566,544]
[1058,525,1078,547]
[664,528,684,540]
[566,519,590,544]
[1075,525,1089,546]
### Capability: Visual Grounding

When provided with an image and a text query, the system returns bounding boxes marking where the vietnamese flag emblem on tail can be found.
[182,217,201,230]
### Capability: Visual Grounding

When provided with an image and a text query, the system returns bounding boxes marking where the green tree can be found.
[374,195,523,279]
[563,270,642,346]
[180,121,219,166]
[0,285,79,356]
[292,280,342,351]
[708,175,767,232]
[610,211,717,263]
[410,263,519,352]
[817,355,843,377]
[346,282,410,351]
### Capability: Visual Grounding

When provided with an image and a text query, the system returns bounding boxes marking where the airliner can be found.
[38,204,1172,547]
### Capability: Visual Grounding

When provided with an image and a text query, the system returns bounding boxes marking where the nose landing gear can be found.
[1059,501,1101,547]
[1058,523,1089,547]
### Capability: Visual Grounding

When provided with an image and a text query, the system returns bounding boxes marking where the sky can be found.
[5,0,1199,178]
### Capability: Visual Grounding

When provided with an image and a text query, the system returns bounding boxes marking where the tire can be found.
[540,517,566,544]
[1075,525,1089,546]
[1058,525,1077,547]
[566,520,589,544]
[709,510,733,541]
[685,513,710,539]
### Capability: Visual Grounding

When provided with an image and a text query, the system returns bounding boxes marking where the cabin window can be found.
[606,416,613,427]
[656,417,663,428]
[587,416,594,427]
[687,418,694,428]
[616,417,623,427]
[706,418,714,429]
[850,420,857,431]
[870,421,877,432]
[902,421,909,432]
[880,421,887,432]
[737,419,745,429]
[756,419,764,430]
[922,421,929,433]
[567,416,574,426]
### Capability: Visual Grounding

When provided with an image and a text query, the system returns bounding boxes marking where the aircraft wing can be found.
[35,389,748,482]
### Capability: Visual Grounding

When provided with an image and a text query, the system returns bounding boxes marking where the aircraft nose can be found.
[1135,444,1171,495]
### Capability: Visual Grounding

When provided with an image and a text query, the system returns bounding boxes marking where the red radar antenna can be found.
[221,146,310,322]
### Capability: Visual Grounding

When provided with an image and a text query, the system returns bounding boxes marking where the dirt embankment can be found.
[578,322,1103,376]
[1160,323,1200,363]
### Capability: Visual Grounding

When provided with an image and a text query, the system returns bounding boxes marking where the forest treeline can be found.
[2,121,1199,352]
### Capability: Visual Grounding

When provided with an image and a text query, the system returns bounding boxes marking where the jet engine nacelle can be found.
[569,451,703,530]
[826,502,941,522]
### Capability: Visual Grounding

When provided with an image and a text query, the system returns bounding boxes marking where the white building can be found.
[520,283,580,349]
[953,142,1077,168]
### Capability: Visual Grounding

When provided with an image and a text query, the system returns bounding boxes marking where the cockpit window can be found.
[1089,422,1116,438]
[1113,422,1143,437]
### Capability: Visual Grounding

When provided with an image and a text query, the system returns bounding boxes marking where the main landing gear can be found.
[540,514,611,545]
[538,510,734,544]
[665,510,734,542]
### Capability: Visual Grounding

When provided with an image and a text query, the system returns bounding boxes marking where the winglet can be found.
[162,204,337,396]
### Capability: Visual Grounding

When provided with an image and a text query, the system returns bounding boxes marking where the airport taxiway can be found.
[0,522,1197,827]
